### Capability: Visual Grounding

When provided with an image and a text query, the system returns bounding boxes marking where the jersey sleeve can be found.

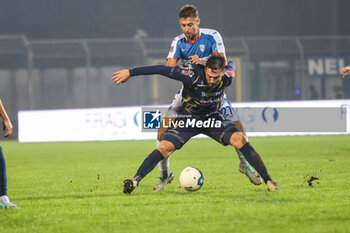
[222,61,236,86]
[167,37,182,61]
[211,30,225,54]
[225,61,236,77]
[129,65,197,85]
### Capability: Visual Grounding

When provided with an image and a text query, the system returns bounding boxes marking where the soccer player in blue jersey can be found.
[154,5,262,191]
[0,98,17,208]
[112,55,279,193]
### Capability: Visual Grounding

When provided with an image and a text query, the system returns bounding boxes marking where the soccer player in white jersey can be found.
[153,5,262,191]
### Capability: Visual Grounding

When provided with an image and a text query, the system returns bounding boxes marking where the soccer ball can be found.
[179,167,204,191]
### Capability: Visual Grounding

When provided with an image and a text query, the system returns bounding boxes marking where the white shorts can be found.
[165,88,240,122]
[163,89,183,117]
[219,95,240,122]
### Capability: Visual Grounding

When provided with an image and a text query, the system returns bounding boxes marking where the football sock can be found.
[0,146,8,196]
[235,148,249,166]
[239,143,271,183]
[134,149,165,183]
[158,157,170,178]
[157,140,171,178]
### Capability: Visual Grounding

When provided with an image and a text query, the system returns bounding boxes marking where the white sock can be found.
[157,140,171,177]
[158,157,170,178]
[237,137,249,166]
[236,148,249,166]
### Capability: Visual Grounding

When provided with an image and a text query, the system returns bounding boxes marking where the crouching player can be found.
[111,55,279,194]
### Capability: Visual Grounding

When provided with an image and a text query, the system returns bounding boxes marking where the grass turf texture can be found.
[1,135,350,233]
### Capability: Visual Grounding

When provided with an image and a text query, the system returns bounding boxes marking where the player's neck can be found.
[186,30,200,43]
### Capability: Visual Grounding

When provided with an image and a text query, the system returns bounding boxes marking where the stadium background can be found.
[1,0,350,138]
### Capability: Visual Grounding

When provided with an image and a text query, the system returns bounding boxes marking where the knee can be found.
[233,120,247,139]
[230,132,248,149]
[156,141,175,158]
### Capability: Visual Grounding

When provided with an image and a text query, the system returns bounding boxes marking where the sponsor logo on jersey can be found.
[170,46,174,53]
[200,44,205,52]
[181,70,190,75]
[181,70,195,77]
[201,91,223,97]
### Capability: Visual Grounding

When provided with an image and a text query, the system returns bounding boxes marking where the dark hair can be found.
[179,5,199,19]
[206,55,226,71]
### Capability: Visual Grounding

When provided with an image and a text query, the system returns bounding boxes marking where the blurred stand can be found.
[0,34,349,138]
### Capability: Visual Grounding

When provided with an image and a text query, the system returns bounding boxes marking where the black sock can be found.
[134,149,165,183]
[239,143,271,183]
[0,146,8,196]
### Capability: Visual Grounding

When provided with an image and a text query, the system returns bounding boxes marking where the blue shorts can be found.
[162,111,241,150]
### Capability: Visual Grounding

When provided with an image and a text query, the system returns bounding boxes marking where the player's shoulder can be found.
[200,28,221,37]
[172,34,187,44]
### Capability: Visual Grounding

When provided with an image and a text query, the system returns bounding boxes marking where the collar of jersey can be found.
[186,29,201,43]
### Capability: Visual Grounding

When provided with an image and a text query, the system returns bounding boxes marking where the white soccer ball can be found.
[179,167,204,191]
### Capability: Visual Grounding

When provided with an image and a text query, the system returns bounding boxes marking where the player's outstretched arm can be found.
[341,66,350,78]
[111,65,174,86]
[112,65,194,85]
[0,99,13,137]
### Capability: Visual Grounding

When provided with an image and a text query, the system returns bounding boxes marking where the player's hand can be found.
[189,55,201,64]
[3,119,13,137]
[340,66,350,78]
[111,69,131,85]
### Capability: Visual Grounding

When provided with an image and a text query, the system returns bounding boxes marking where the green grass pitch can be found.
[1,135,350,233]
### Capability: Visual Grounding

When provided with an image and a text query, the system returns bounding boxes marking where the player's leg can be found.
[0,145,17,208]
[207,116,279,191]
[219,98,262,185]
[227,132,279,191]
[124,124,197,194]
[233,120,262,185]
[154,89,183,191]
[123,141,175,194]
[155,116,175,187]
